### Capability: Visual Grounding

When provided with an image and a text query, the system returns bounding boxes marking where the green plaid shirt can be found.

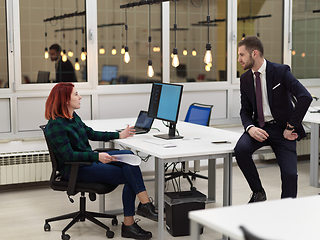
[45,112,119,175]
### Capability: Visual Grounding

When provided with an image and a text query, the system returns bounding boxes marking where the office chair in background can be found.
[40,125,118,240]
[240,226,266,240]
[164,103,213,191]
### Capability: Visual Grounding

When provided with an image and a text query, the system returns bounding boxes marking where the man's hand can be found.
[98,153,118,164]
[248,126,269,142]
[283,129,298,140]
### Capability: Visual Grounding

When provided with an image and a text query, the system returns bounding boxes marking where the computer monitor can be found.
[147,82,184,140]
[101,65,118,82]
[37,71,50,83]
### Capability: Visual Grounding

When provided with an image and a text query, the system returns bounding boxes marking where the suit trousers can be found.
[234,122,297,198]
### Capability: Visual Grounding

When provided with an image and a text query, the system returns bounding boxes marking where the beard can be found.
[242,56,255,70]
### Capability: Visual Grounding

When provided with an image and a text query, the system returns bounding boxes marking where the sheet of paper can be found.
[112,154,141,166]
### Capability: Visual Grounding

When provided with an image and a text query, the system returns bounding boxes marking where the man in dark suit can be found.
[49,44,77,82]
[234,36,312,203]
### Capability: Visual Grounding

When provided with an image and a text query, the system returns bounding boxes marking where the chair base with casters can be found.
[40,125,119,240]
[44,191,118,240]
[165,162,208,191]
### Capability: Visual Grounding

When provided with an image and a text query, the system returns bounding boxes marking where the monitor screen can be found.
[147,83,184,139]
[101,65,118,82]
[37,71,50,83]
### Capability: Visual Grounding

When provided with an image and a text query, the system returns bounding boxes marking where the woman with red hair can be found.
[45,82,157,239]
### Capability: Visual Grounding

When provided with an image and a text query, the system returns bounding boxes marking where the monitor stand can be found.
[153,122,183,140]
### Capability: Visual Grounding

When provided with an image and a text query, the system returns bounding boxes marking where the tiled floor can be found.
[0,160,318,240]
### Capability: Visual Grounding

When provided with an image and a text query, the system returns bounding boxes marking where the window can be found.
[169,0,227,83]
[0,0,8,88]
[237,0,284,76]
[292,0,320,79]
[97,0,161,85]
[19,0,87,84]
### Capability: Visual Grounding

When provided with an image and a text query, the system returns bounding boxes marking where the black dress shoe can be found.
[248,188,267,203]
[121,221,152,239]
[136,202,158,222]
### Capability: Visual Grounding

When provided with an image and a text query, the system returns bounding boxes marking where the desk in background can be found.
[303,107,320,187]
[189,195,320,240]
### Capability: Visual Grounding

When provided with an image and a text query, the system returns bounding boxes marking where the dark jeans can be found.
[234,123,297,198]
[64,150,146,217]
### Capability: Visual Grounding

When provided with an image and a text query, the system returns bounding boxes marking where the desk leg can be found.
[223,153,233,206]
[208,158,216,202]
[190,220,201,240]
[154,157,159,207]
[310,123,320,187]
[157,157,165,240]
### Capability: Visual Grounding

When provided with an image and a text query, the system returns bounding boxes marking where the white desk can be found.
[189,195,320,240]
[303,108,320,187]
[84,118,241,240]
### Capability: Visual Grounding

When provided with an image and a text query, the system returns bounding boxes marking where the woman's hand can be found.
[119,125,135,139]
[98,153,118,164]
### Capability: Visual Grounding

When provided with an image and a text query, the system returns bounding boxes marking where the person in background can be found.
[49,44,77,82]
[45,82,157,239]
[235,35,312,203]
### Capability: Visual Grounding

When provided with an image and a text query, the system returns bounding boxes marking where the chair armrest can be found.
[64,161,93,196]
[94,148,119,152]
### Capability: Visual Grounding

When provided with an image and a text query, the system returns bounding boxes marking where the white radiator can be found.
[259,132,311,160]
[0,150,51,185]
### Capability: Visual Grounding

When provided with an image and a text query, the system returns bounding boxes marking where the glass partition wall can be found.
[0,0,8,88]
[170,0,227,83]
[19,0,86,84]
[97,0,162,85]
[237,0,284,76]
[292,0,320,79]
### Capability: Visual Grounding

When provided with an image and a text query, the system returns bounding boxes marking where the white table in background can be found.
[303,108,320,187]
[85,118,241,240]
[189,195,320,240]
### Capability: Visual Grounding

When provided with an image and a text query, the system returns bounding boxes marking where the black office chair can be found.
[164,103,213,191]
[40,125,118,240]
[240,226,266,240]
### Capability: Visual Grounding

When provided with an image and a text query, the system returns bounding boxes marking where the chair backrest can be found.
[184,103,213,126]
[40,125,61,187]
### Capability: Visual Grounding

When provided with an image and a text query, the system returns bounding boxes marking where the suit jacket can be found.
[239,60,312,140]
[56,59,77,83]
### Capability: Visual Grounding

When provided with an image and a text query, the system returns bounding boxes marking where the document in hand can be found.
[113,154,141,166]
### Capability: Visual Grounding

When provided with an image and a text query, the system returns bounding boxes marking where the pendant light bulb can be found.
[121,45,125,54]
[62,54,67,62]
[147,60,154,78]
[44,47,49,59]
[192,48,197,56]
[68,50,74,57]
[204,43,212,64]
[99,46,105,55]
[183,48,188,56]
[172,48,179,68]
[60,50,64,56]
[111,46,117,55]
[75,58,80,71]
[205,64,211,72]
[124,46,130,63]
[81,47,86,61]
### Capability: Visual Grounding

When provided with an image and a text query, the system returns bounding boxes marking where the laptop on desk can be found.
[116,110,154,134]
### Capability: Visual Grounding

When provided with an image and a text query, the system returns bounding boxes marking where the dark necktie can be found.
[254,72,265,128]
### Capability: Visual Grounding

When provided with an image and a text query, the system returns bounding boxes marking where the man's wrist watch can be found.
[286,124,294,131]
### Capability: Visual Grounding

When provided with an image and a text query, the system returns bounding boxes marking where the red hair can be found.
[45,82,74,120]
